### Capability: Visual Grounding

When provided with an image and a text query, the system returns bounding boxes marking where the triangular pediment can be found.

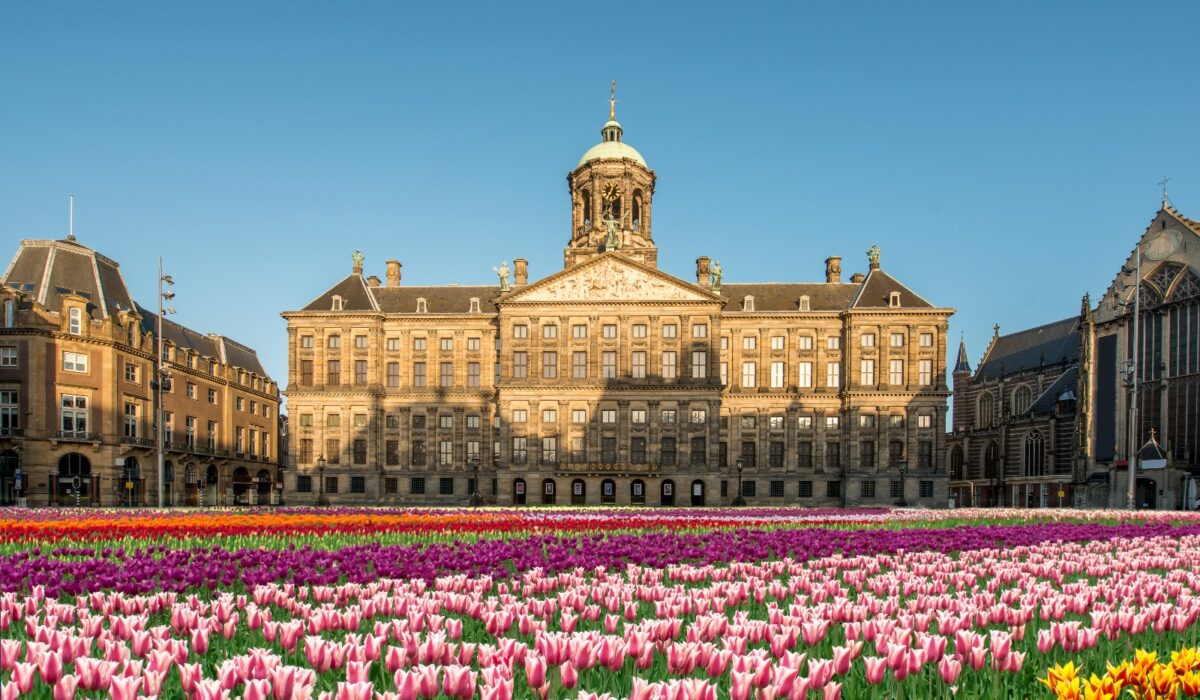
[504,253,720,303]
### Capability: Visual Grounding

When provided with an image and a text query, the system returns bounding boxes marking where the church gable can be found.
[504,254,716,303]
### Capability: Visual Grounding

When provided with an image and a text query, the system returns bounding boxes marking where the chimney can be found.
[366,275,381,288]
[696,256,711,288]
[849,272,865,284]
[385,260,402,287]
[514,258,528,287]
[824,256,842,284]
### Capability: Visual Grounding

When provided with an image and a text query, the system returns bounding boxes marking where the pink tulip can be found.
[559,661,578,689]
[108,674,142,700]
[822,681,842,700]
[334,681,373,700]
[38,649,64,685]
[863,656,887,685]
[0,639,20,671]
[191,627,210,655]
[346,660,372,684]
[938,656,962,685]
[524,655,546,687]
[12,662,37,694]
[480,679,513,700]
[392,670,419,700]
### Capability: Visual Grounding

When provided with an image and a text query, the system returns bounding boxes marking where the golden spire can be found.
[609,80,617,120]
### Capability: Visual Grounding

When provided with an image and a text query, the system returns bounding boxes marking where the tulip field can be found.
[3,508,1200,699]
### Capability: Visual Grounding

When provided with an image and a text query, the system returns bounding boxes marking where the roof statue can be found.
[351,250,364,274]
[602,204,620,250]
[867,245,881,270]
[710,260,723,294]
[609,79,617,120]
[493,261,511,292]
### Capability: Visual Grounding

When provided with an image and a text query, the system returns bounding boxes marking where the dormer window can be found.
[888,292,901,308]
[469,297,481,314]
[416,297,428,313]
[331,295,344,311]
[68,307,83,335]
[798,296,811,311]
[743,295,755,312]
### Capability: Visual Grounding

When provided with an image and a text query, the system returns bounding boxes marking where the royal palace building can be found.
[282,101,955,507]
[0,235,282,507]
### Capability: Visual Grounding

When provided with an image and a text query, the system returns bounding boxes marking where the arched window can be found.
[68,307,82,335]
[632,191,642,230]
[950,446,964,481]
[983,442,998,479]
[1012,386,1032,415]
[581,190,592,229]
[1024,431,1045,477]
[977,392,994,428]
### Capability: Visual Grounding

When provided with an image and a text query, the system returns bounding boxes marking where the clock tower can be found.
[565,84,657,269]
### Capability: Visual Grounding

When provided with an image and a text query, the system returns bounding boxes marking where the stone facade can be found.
[282,104,955,507]
[0,237,281,507]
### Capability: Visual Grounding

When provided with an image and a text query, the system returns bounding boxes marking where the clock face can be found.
[602,183,621,201]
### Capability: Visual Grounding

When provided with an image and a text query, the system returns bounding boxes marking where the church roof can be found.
[1027,366,1078,415]
[954,337,971,374]
[975,316,1079,381]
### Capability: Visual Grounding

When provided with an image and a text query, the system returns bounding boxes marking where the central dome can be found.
[575,118,647,169]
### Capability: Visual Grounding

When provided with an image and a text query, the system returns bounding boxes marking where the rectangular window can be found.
[826,479,841,499]
[328,335,341,348]
[439,477,454,495]
[770,361,784,388]
[572,409,587,423]
[542,324,557,339]
[602,351,617,378]
[386,337,400,351]
[826,415,840,429]
[541,436,557,464]
[826,442,840,469]
[662,323,677,338]
[353,439,367,464]
[466,415,480,429]
[632,323,647,338]
[412,362,426,387]
[861,440,876,468]
[743,335,757,350]
[467,362,480,387]
[185,416,196,447]
[770,480,785,497]
[512,352,527,379]
[889,440,904,467]
[300,360,313,385]
[826,361,840,388]
[919,480,934,498]
[411,413,425,428]
[797,441,813,468]
[629,436,647,463]
[206,388,216,404]
[860,359,875,385]
[826,336,841,350]
[797,415,812,430]
[861,333,875,348]
[742,480,757,497]
[770,441,784,467]
[631,351,646,378]
[660,437,676,465]
[62,351,88,373]
[124,362,137,382]
[411,440,426,466]
[601,409,616,423]
[513,324,528,339]
[236,397,245,411]
[661,409,676,424]
[889,414,905,428]
[348,476,365,494]
[740,441,756,468]
[439,414,453,429]
[918,360,933,386]
[889,359,904,385]
[572,351,587,378]
[741,361,756,388]
[690,436,706,465]
[510,437,528,464]
[384,477,398,495]
[299,439,313,464]
[571,436,584,463]
[439,440,453,466]
[890,333,904,347]
[60,394,88,434]
[602,324,617,339]
[692,323,708,338]
[122,401,137,438]
[300,335,314,349]
[572,324,587,339]
[797,361,813,388]
[692,351,707,379]
[411,477,426,495]
[720,362,728,386]
[719,441,728,467]
[769,415,784,430]
[860,414,876,428]
[542,409,557,423]
[798,480,812,498]
[207,421,217,450]
[917,414,932,428]
[691,409,706,424]
[919,333,934,347]
[439,337,453,351]
[542,351,557,379]
[386,440,399,466]
[601,437,617,463]
[354,335,368,349]
[741,414,756,430]
[440,361,454,387]
[918,440,933,468]
[770,336,785,351]
[387,362,400,387]
[327,360,341,385]
[466,440,480,460]
[356,360,368,385]
[798,336,813,350]
[860,480,876,498]
[656,351,677,380]
[326,439,343,465]
[512,409,527,423]
[385,414,399,429]
[467,337,480,351]
[297,475,313,493]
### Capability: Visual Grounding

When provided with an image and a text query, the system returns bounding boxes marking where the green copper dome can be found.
[576,140,647,168]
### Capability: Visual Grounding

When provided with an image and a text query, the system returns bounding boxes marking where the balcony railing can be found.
[120,436,154,448]
[56,430,96,442]
[0,427,24,438]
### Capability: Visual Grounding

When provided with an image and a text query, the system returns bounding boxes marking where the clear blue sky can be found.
[3,1,1198,394]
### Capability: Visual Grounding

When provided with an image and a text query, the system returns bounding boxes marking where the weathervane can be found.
[608,80,617,120]
[1159,176,1171,206]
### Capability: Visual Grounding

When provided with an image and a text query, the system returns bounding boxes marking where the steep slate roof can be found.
[302,274,378,312]
[954,337,971,374]
[1,238,136,319]
[720,283,858,311]
[1027,366,1078,416]
[373,286,501,314]
[976,316,1079,381]
[137,304,268,376]
[851,269,934,309]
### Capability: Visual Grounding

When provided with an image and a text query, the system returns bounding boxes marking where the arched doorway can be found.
[512,478,527,505]
[1136,477,1158,510]
[690,479,705,506]
[541,478,556,505]
[0,450,17,506]
[232,467,252,505]
[205,465,219,506]
[255,469,272,505]
[184,463,199,506]
[600,479,616,504]
[57,453,92,506]
[570,478,586,505]
[661,479,676,506]
[631,479,646,505]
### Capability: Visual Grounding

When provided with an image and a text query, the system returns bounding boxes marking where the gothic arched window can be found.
[1012,386,1032,415]
[984,441,998,479]
[977,392,994,428]
[1024,431,1045,477]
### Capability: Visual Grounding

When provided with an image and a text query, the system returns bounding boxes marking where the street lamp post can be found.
[898,457,909,507]
[155,260,176,509]
[316,455,328,506]
[13,445,22,507]
[276,463,286,507]
[732,458,746,506]
[469,454,482,506]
